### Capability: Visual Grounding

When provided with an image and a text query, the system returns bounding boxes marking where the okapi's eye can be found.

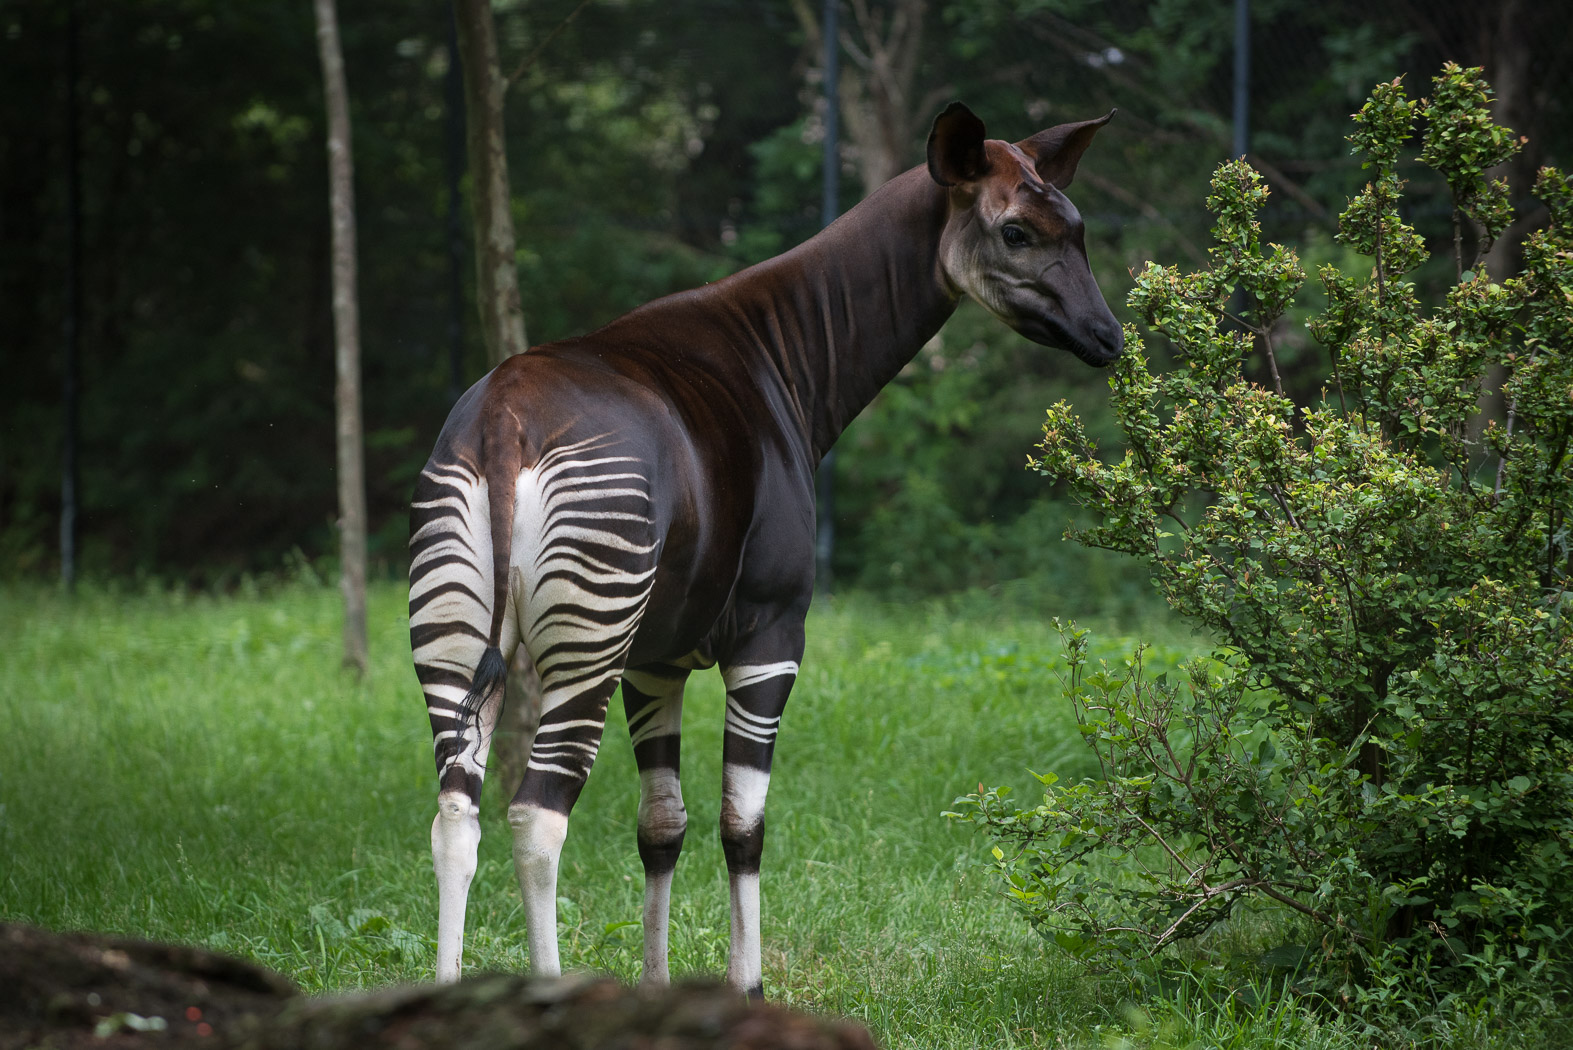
[1002,224,1029,247]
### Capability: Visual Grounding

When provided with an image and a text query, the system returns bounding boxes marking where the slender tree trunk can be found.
[814,0,841,596]
[60,0,82,593]
[790,0,938,197]
[443,7,467,404]
[313,0,368,675]
[1480,0,1535,282]
[450,0,541,800]
[452,0,527,365]
[1469,0,1536,455]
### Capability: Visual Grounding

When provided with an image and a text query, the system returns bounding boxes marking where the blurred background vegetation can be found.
[4,0,1570,606]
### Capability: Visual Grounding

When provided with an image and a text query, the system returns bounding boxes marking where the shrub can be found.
[950,65,1573,1006]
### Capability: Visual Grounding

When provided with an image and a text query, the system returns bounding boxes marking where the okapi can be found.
[408,101,1123,995]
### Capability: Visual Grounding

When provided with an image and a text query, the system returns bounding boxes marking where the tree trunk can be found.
[60,1,82,593]
[450,0,541,800]
[791,0,941,197]
[452,0,527,366]
[1480,0,1537,282]
[1469,0,1538,454]
[313,0,368,675]
[443,7,468,404]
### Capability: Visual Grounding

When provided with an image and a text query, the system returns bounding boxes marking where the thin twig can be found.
[1122,808,1202,882]
[1256,883,1364,939]
[1155,878,1259,946]
[1495,396,1519,496]
[1246,152,1329,221]
[1260,319,1285,397]
[504,0,594,92]
[1453,206,1463,285]
[1081,171,1208,265]
[1324,335,1350,416]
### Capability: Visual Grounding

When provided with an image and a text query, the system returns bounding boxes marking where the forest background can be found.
[4,0,1571,603]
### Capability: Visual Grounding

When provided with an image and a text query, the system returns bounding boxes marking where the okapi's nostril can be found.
[1103,323,1125,354]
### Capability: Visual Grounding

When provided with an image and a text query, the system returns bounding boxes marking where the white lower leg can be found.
[641,868,675,984]
[508,803,569,976]
[431,792,481,984]
[636,766,685,985]
[721,764,771,994]
[725,871,762,992]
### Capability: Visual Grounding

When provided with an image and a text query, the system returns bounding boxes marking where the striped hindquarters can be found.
[513,436,660,790]
[409,461,499,794]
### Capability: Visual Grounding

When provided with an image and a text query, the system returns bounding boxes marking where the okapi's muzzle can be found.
[1030,303,1124,367]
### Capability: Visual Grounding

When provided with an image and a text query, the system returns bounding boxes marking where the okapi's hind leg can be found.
[501,436,662,977]
[413,609,518,984]
[506,671,628,978]
[429,671,506,984]
[409,460,517,983]
[620,662,694,984]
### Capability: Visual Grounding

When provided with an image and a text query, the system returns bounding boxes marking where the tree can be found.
[313,0,368,674]
[955,66,1573,1005]
[451,0,541,796]
[58,0,81,593]
[452,0,526,366]
[790,0,949,196]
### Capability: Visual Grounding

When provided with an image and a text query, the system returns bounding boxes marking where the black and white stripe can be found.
[409,461,502,798]
[510,436,658,804]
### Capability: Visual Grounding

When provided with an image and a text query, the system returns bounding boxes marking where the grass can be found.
[0,577,1430,1048]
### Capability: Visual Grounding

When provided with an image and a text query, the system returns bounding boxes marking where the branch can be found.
[1080,171,1208,265]
[1260,316,1285,396]
[1267,482,1301,529]
[1256,883,1365,940]
[1246,152,1330,221]
[503,0,594,92]
[788,0,821,51]
[1495,396,1519,497]
[1121,808,1201,883]
[1155,878,1258,947]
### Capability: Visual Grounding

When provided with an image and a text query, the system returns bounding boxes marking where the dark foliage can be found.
[3,1,1571,590]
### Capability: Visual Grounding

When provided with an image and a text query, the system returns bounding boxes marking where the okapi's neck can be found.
[705,166,959,462]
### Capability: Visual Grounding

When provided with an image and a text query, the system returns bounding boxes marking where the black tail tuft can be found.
[461,645,508,719]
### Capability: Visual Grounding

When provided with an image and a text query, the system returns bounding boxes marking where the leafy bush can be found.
[951,65,1573,1005]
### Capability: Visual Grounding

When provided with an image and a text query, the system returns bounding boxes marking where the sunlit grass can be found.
[0,578,1365,1048]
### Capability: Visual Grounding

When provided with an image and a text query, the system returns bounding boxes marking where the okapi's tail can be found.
[459,402,523,721]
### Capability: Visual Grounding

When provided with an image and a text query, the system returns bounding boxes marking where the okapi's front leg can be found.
[620,663,692,985]
[718,647,803,999]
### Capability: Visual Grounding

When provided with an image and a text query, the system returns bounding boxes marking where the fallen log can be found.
[0,923,877,1050]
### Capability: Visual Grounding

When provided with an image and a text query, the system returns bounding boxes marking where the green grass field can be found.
[0,579,1381,1048]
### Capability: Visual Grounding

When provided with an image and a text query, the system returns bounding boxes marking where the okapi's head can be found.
[927,102,1123,366]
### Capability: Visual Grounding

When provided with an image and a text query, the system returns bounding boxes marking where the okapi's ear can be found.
[1019,109,1116,190]
[927,102,990,187]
